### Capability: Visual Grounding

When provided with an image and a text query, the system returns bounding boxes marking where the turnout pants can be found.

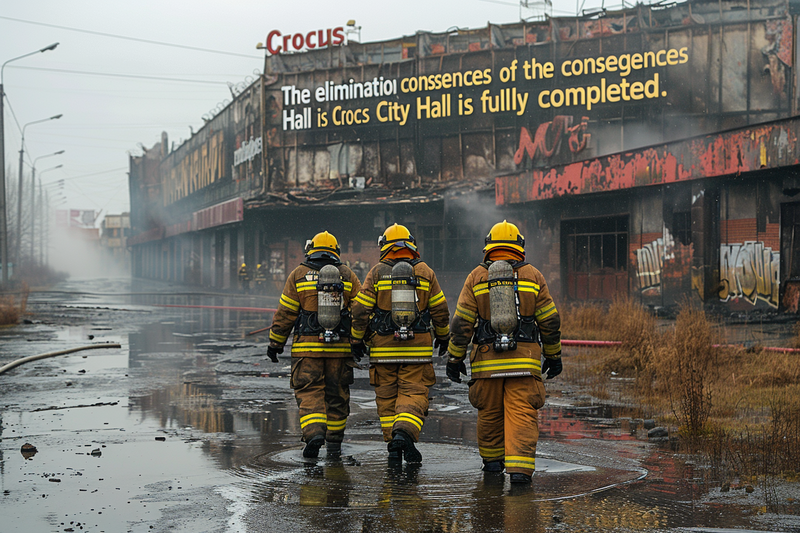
[291,357,355,443]
[369,363,436,442]
[468,375,546,477]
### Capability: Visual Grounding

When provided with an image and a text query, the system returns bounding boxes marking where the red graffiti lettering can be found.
[514,115,590,165]
[567,116,591,153]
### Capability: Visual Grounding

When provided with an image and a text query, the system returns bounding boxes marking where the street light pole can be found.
[16,114,62,269]
[0,42,59,284]
[30,152,64,264]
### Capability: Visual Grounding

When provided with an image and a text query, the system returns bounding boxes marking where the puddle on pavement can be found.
[3,280,798,532]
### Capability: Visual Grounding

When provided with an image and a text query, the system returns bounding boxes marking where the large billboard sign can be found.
[279,47,688,132]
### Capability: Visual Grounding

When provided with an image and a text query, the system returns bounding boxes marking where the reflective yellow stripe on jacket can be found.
[470,357,541,378]
[291,342,352,354]
[369,345,433,363]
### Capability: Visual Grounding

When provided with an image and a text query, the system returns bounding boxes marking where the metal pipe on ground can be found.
[0,343,122,375]
[153,304,277,313]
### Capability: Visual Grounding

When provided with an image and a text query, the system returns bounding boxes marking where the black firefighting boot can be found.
[326,441,342,458]
[387,441,402,464]
[388,429,422,464]
[509,472,532,484]
[482,460,504,473]
[302,435,325,458]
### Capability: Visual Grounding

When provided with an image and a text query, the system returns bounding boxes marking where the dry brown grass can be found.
[0,283,29,326]
[655,304,719,442]
[560,302,611,340]
[791,323,800,349]
[560,298,800,484]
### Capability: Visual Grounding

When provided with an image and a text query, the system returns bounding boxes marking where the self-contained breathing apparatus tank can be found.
[316,264,344,343]
[488,260,518,351]
[391,261,419,340]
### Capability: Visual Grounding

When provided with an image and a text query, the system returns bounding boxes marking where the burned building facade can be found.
[129,0,800,313]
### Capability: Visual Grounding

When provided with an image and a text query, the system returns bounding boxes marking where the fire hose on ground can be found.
[0,344,122,375]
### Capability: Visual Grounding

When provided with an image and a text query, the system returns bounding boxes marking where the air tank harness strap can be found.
[473,271,540,348]
[294,309,352,337]
[369,308,432,336]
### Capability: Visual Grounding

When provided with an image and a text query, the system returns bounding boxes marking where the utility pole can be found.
[0,43,59,283]
[30,156,63,265]
[16,114,62,269]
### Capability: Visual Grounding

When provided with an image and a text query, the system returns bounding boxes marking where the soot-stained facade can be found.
[129,0,800,313]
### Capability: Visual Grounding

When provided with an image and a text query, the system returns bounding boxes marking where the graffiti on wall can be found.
[634,231,675,293]
[719,241,780,308]
[269,250,285,280]
[514,115,591,165]
[164,131,225,204]
[762,17,792,96]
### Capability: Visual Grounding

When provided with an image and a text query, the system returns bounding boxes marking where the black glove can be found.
[433,337,449,357]
[350,341,367,363]
[266,345,282,363]
[446,358,467,383]
[542,357,562,379]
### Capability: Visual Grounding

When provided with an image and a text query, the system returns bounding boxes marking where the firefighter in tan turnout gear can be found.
[266,231,362,458]
[350,224,450,464]
[446,220,562,484]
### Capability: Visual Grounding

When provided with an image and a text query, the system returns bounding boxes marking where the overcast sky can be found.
[1,0,616,226]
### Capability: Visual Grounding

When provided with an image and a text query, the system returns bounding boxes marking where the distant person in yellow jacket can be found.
[445,220,562,484]
[350,224,450,464]
[238,263,251,293]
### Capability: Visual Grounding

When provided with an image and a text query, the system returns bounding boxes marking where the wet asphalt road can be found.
[1,278,799,533]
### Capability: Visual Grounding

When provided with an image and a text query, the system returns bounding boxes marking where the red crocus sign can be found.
[265,28,346,55]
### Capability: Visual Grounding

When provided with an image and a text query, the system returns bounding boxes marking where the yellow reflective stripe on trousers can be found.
[350,327,365,340]
[326,418,347,431]
[471,358,541,373]
[479,446,505,459]
[269,330,287,343]
[300,413,327,428]
[504,455,536,469]
[291,342,352,353]
[380,415,396,428]
[279,294,300,312]
[395,412,423,431]
[370,346,433,358]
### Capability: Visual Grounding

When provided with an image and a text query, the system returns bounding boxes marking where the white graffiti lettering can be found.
[635,230,675,291]
[234,137,263,167]
[718,241,780,308]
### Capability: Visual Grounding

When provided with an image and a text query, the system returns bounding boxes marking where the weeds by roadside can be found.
[0,283,29,326]
[560,297,800,502]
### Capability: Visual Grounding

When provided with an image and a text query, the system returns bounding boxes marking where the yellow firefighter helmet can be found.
[378,223,417,259]
[305,231,341,260]
[241,263,246,268]
[483,220,525,255]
